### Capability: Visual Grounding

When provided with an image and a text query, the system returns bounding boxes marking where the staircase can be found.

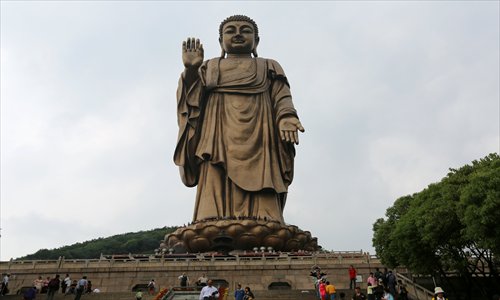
[162,289,353,300]
[0,292,155,300]
[0,289,354,300]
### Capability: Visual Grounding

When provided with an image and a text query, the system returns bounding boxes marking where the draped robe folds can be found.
[174,57,299,224]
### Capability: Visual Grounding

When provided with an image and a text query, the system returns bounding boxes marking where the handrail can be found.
[397,272,433,300]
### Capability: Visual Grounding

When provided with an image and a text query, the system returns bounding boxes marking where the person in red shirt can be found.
[319,279,327,300]
[348,265,357,290]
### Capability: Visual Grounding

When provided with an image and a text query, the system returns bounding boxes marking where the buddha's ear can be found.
[219,38,226,58]
[252,37,260,57]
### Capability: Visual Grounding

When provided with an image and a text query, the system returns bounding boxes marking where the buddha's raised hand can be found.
[182,37,204,69]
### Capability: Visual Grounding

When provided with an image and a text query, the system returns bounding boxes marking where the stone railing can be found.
[1,251,376,268]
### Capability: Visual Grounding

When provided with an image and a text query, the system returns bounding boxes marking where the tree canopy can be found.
[18,226,177,260]
[372,153,499,297]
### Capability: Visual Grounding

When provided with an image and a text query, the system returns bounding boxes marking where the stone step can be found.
[255,289,354,300]
[0,289,359,300]
[0,292,155,300]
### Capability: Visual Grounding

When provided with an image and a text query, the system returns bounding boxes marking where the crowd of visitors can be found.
[15,274,95,300]
[309,265,417,300]
[349,267,401,300]
[345,267,447,300]
[311,266,337,300]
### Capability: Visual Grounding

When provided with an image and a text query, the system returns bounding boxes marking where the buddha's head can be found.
[219,15,260,57]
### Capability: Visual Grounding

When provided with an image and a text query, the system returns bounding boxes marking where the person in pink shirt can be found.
[367,272,377,287]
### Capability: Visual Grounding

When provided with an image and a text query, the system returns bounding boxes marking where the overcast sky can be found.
[1,1,498,261]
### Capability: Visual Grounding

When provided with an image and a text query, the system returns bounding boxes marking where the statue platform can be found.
[161,219,320,253]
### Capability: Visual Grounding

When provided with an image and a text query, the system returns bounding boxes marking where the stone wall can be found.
[1,251,385,294]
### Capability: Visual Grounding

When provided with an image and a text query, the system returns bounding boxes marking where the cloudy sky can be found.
[1,1,498,261]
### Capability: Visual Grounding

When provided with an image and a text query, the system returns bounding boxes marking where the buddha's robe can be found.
[174,57,299,223]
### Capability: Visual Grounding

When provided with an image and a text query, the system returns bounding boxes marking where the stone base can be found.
[160,219,320,253]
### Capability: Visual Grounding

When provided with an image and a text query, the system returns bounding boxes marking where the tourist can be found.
[366,283,374,300]
[366,273,377,288]
[319,278,327,300]
[41,276,50,294]
[234,283,245,300]
[314,274,323,298]
[148,279,156,294]
[23,286,37,300]
[73,276,87,300]
[135,290,143,300]
[381,287,394,300]
[382,268,389,287]
[0,273,9,295]
[33,276,43,293]
[325,281,336,300]
[197,273,208,287]
[386,271,397,297]
[46,274,60,300]
[348,265,357,290]
[85,280,92,293]
[373,279,385,300]
[431,287,447,300]
[351,287,366,300]
[61,274,70,294]
[199,279,219,300]
[67,280,77,295]
[311,266,327,279]
[374,268,383,282]
[243,286,254,300]
[397,280,408,300]
[178,273,189,287]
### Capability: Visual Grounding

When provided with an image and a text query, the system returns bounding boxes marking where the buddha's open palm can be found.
[279,116,305,145]
[182,38,204,68]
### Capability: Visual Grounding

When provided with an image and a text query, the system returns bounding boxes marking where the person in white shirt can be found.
[178,273,189,287]
[1,274,9,295]
[199,279,219,300]
[197,273,208,287]
[148,279,156,295]
[63,274,71,294]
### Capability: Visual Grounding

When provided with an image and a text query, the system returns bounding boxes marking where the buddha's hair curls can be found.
[219,15,259,41]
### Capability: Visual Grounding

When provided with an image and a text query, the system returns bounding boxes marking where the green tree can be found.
[372,153,500,298]
[19,226,177,260]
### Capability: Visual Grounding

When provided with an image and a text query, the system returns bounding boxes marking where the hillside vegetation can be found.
[18,226,178,260]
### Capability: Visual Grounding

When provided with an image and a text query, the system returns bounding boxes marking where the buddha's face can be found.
[220,20,258,54]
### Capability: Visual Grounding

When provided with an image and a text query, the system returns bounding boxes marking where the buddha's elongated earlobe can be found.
[219,37,226,58]
[253,37,259,57]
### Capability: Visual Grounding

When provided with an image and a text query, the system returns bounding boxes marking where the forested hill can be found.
[17,226,178,260]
